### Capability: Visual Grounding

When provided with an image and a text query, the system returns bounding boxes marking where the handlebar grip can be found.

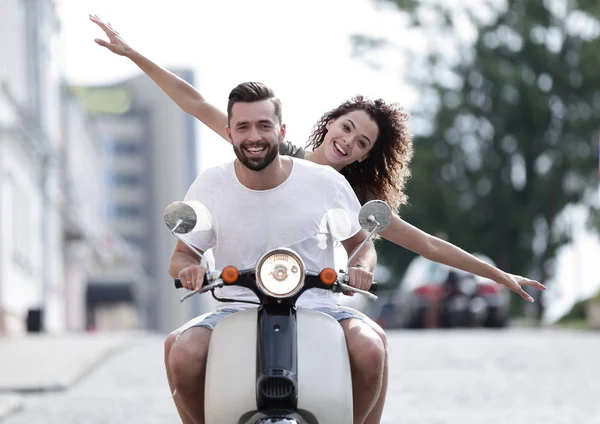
[369,282,378,294]
[174,275,210,289]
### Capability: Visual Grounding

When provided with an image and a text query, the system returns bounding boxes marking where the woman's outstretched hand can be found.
[89,14,132,57]
[499,273,546,302]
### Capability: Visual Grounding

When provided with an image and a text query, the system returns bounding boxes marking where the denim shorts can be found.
[176,305,367,336]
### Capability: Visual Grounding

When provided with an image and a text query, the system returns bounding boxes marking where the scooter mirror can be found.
[358,200,392,232]
[164,201,199,234]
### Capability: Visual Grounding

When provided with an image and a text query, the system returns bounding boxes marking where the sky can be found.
[55,0,600,322]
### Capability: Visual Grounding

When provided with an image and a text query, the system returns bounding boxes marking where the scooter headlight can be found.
[255,248,305,298]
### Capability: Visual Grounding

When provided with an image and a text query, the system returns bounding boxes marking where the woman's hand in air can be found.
[90,14,132,57]
[498,273,546,302]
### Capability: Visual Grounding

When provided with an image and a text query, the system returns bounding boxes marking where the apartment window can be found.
[113,142,141,156]
[114,204,143,218]
[112,173,142,187]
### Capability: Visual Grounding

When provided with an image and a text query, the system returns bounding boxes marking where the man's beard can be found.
[233,141,279,171]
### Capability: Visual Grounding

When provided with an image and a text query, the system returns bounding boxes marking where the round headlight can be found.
[255,248,305,298]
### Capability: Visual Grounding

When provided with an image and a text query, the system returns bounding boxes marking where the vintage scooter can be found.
[163,200,392,424]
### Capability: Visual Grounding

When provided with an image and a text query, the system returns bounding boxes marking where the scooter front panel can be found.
[296,308,353,424]
[204,307,258,424]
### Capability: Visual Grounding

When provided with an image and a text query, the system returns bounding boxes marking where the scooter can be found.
[163,200,392,424]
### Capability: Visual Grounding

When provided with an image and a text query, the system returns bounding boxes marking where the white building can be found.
[0,0,66,334]
[0,0,138,335]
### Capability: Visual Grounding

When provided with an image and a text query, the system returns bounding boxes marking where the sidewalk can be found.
[0,332,131,394]
[0,395,22,421]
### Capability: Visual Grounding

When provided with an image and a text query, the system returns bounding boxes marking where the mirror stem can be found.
[170,229,210,267]
[172,219,183,233]
[346,221,380,267]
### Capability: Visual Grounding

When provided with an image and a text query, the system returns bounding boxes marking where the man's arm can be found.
[169,240,207,292]
[341,229,377,292]
[342,229,377,271]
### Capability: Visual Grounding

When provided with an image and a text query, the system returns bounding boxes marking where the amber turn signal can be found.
[319,268,337,285]
[222,266,239,284]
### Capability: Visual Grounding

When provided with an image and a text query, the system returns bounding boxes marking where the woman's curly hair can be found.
[306,96,413,212]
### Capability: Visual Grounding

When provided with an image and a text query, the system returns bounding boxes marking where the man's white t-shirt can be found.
[181,157,363,309]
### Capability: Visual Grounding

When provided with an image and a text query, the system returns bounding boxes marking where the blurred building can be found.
[60,93,104,331]
[0,0,67,334]
[72,71,207,333]
[0,0,146,335]
[61,91,146,332]
[2,1,218,335]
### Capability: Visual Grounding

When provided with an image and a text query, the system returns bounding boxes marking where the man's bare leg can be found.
[341,308,389,424]
[165,332,194,424]
[340,319,386,424]
[165,314,210,423]
[362,321,389,424]
[169,327,213,424]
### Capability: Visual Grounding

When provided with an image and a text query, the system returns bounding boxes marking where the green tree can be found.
[358,1,600,317]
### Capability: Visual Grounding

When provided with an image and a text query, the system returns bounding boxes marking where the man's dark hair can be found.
[227,82,283,125]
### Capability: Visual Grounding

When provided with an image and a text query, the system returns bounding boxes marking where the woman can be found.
[90,15,545,424]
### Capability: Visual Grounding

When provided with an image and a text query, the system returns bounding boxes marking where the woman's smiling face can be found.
[321,109,379,169]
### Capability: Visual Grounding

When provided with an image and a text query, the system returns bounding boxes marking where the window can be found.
[113,142,141,156]
[114,204,142,218]
[112,173,142,187]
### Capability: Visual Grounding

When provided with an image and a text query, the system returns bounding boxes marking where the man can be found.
[166,82,385,424]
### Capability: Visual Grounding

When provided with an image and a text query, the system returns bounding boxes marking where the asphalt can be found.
[0,331,132,420]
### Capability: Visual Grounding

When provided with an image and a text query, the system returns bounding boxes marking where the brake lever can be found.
[336,281,378,301]
[179,276,223,303]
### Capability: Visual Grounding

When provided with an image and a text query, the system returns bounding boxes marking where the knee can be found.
[164,332,178,362]
[358,334,385,371]
[370,321,388,352]
[169,331,211,387]
[346,328,385,384]
[357,316,388,355]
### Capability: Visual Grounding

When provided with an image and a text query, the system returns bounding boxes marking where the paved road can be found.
[3,329,598,423]
[384,328,599,424]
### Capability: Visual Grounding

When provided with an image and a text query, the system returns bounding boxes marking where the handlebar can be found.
[173,277,379,294]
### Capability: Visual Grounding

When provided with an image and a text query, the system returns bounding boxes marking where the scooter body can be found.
[205,307,353,424]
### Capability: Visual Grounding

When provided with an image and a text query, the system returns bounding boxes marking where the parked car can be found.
[384,254,510,329]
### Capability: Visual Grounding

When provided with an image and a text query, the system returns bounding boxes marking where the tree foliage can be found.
[359,1,600,313]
